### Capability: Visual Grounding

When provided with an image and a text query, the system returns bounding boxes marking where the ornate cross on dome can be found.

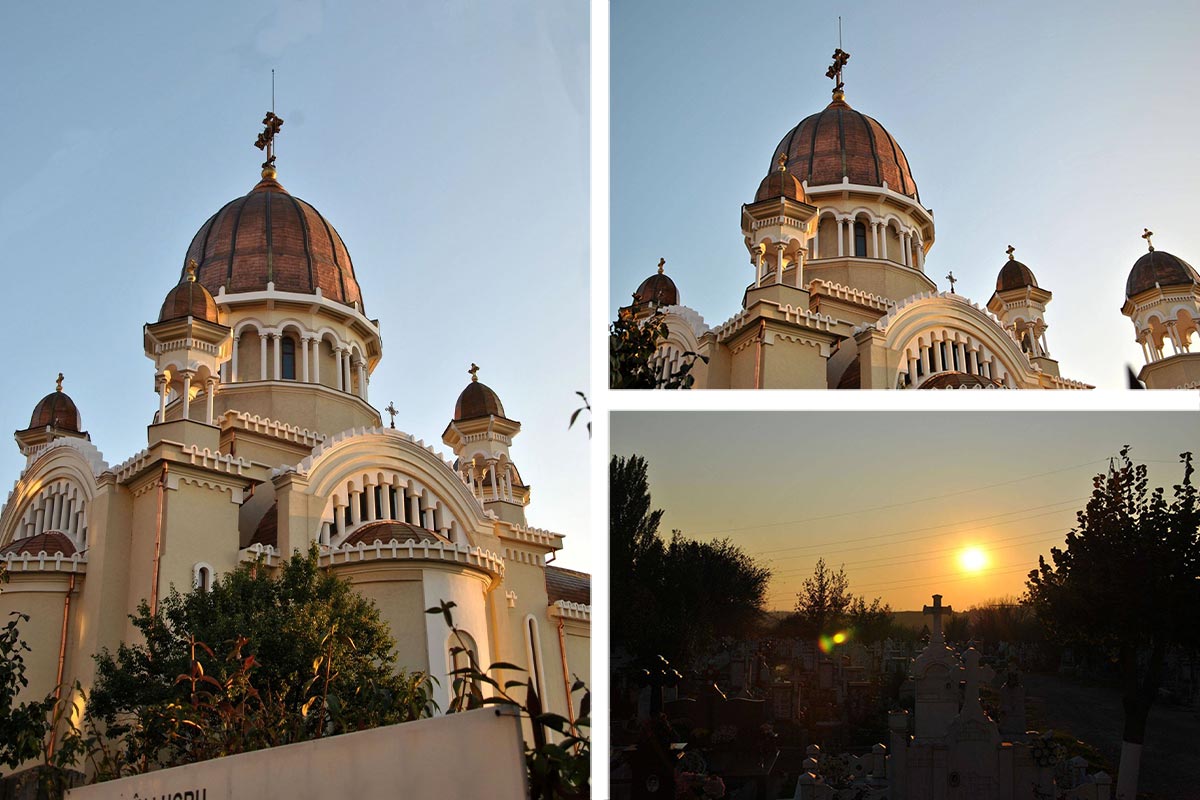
[385,401,398,429]
[946,271,958,293]
[254,111,284,170]
[1142,228,1155,252]
[185,258,198,282]
[777,152,788,172]
[923,594,953,644]
[825,48,850,97]
[55,372,64,392]
[469,363,480,382]
[1006,244,1016,261]
[657,257,666,274]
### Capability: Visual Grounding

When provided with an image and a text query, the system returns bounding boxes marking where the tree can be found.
[0,562,58,772]
[1026,448,1199,800]
[86,545,433,772]
[609,310,706,389]
[789,559,892,644]
[609,454,770,666]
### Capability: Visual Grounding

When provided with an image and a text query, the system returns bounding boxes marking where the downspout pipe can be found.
[48,573,76,757]
[556,617,577,732]
[151,463,168,616]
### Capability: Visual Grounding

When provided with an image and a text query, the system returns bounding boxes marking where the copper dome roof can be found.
[28,387,81,432]
[454,379,506,421]
[343,521,448,547]
[919,372,1003,389]
[754,158,807,203]
[771,97,919,201]
[183,173,364,311]
[1125,249,1199,297]
[634,272,679,307]
[1,531,77,557]
[996,259,1039,292]
[159,264,219,323]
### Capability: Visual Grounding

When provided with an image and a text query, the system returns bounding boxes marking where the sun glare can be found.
[959,546,989,573]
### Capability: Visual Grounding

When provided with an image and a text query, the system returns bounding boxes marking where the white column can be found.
[349,490,361,526]
[357,361,368,399]
[335,349,345,391]
[899,232,909,266]
[34,504,45,535]
[335,503,346,539]
[409,492,421,526]
[1139,336,1151,363]
[920,343,931,378]
[157,374,168,423]
[871,222,881,259]
[181,372,192,419]
[259,334,268,380]
[836,218,846,257]
[916,240,925,270]
[231,336,240,382]
[205,378,216,424]
[488,461,499,499]
[301,337,311,382]
[271,333,282,379]
[312,339,322,383]
[812,225,820,260]
[365,483,377,522]
[776,243,786,285]
[907,355,918,388]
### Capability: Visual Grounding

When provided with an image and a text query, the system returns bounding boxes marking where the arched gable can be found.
[0,438,106,550]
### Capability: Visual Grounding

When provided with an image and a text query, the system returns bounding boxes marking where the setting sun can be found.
[959,546,989,573]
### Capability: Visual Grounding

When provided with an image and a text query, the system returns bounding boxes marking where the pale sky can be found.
[0,1,591,568]
[610,0,1200,389]
[612,411,1197,611]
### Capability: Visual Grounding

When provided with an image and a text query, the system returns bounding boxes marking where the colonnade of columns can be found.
[155,372,219,425]
[903,334,1015,388]
[226,328,368,401]
[18,482,87,547]
[1012,320,1050,359]
[1137,318,1199,363]
[816,216,924,270]
[652,345,684,387]
[322,476,456,546]
[752,241,805,289]
[462,458,518,503]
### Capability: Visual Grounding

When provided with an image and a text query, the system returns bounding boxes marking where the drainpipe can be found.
[754,320,766,389]
[150,463,168,616]
[555,617,578,737]
[48,573,76,757]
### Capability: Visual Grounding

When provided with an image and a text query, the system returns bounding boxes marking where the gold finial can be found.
[1006,244,1015,261]
[946,271,958,293]
[825,47,850,101]
[384,401,398,429]
[469,363,480,382]
[1142,228,1154,252]
[657,257,666,275]
[186,258,198,282]
[55,373,64,392]
[254,110,284,177]
[777,152,788,172]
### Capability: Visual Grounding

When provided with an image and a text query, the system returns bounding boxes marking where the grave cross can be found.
[946,271,958,294]
[923,594,953,644]
[1142,228,1154,252]
[385,401,398,429]
[961,647,996,717]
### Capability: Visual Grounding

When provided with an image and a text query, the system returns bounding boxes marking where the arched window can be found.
[854,222,868,257]
[448,630,482,708]
[524,615,547,702]
[193,562,214,592]
[281,336,296,380]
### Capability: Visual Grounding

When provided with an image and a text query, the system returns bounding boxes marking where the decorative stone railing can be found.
[549,600,590,622]
[179,445,252,475]
[241,539,504,577]
[2,551,87,574]
[503,525,564,548]
[154,338,222,357]
[809,279,895,312]
[224,411,326,447]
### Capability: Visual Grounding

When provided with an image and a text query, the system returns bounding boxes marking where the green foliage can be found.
[0,611,55,770]
[427,600,589,799]
[610,454,771,665]
[786,558,892,643]
[1026,448,1199,744]
[609,310,707,389]
[85,545,433,772]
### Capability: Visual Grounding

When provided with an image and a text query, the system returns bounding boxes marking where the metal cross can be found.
[923,594,954,644]
[657,257,666,274]
[384,401,398,429]
[185,258,199,282]
[254,111,284,168]
[468,363,480,382]
[1142,228,1154,252]
[825,48,850,95]
[1006,244,1015,261]
[946,271,958,293]
[55,372,64,392]
[778,151,788,172]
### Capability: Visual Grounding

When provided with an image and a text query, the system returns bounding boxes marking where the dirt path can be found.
[1023,673,1200,799]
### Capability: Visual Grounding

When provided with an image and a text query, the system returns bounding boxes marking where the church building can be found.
[0,114,590,731]
[620,50,1200,390]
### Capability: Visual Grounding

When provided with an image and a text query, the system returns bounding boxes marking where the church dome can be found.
[755,155,807,203]
[344,521,448,547]
[634,260,679,307]
[996,258,1039,292]
[454,375,506,421]
[182,171,365,311]
[770,96,919,201]
[159,262,219,322]
[1125,249,1199,297]
[28,381,81,432]
[1,531,77,557]
[919,372,1004,389]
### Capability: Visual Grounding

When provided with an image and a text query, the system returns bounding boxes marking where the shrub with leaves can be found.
[610,310,706,389]
[427,600,589,799]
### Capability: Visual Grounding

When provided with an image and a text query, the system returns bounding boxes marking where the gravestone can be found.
[913,594,962,740]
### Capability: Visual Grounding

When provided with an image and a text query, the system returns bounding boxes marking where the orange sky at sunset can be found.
[611,411,1195,612]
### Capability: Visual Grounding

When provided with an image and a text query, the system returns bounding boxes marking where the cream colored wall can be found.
[759,337,831,389]
[237,332,264,382]
[156,477,243,598]
[335,563,430,675]
[1139,352,1200,389]
[420,568,492,712]
[213,383,378,444]
[805,260,935,305]
[0,573,76,705]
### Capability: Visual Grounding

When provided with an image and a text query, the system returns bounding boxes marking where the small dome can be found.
[159,262,219,322]
[633,259,679,307]
[454,369,506,421]
[755,155,806,202]
[1,531,77,557]
[343,521,448,547]
[771,96,920,201]
[183,172,364,311]
[1125,249,1199,297]
[996,259,1039,292]
[28,376,81,432]
[919,372,1004,389]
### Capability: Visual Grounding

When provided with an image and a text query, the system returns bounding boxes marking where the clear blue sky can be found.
[611,0,1200,388]
[0,1,591,567]
[612,411,1196,611]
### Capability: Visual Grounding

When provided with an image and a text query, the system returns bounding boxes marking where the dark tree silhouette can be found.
[609,311,706,390]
